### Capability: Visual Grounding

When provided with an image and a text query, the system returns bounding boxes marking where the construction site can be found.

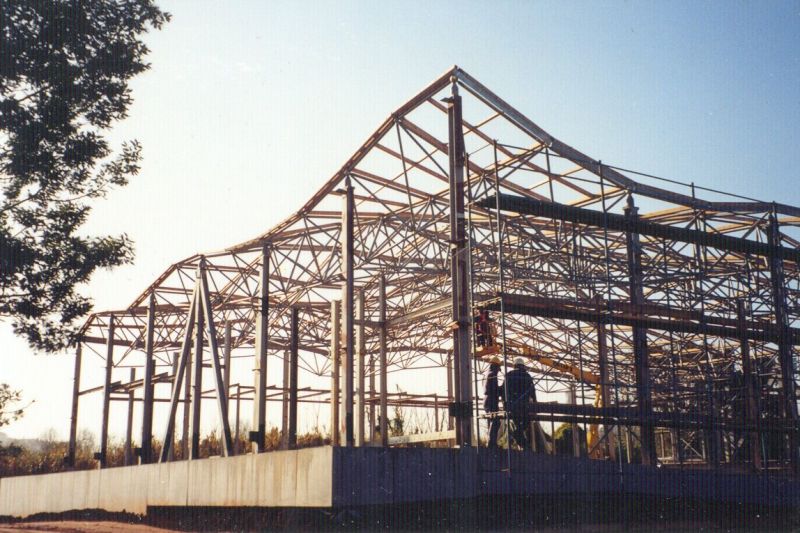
[2,66,800,525]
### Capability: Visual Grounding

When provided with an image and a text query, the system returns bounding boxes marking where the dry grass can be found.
[0,425,331,478]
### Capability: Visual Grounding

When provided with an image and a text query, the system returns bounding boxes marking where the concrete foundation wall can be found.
[334,448,800,508]
[2,447,799,518]
[0,447,332,518]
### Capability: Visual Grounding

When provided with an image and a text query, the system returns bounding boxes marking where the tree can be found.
[0,383,24,427]
[0,1,170,351]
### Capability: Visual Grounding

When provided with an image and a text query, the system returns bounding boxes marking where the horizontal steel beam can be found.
[487,292,800,344]
[522,402,794,434]
[385,298,451,328]
[478,194,800,262]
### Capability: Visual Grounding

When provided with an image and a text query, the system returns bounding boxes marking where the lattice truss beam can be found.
[77,67,800,460]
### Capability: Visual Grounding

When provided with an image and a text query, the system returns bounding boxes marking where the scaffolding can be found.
[67,66,800,475]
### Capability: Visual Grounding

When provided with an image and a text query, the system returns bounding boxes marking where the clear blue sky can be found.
[2,0,799,440]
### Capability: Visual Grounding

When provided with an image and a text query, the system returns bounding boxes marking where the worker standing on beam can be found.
[505,357,535,449]
[474,308,494,350]
[483,356,504,448]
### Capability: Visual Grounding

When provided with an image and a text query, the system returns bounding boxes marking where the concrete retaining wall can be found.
[0,447,332,518]
[334,448,800,508]
[2,447,799,518]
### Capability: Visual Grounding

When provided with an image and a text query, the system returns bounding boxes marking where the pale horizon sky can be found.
[2,0,800,441]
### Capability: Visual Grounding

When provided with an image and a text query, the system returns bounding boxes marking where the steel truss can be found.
[66,66,800,474]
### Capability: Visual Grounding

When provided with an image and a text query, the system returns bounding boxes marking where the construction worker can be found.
[474,308,493,348]
[483,356,503,448]
[505,357,535,449]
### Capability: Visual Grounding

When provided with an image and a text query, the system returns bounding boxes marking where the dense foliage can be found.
[0,1,169,350]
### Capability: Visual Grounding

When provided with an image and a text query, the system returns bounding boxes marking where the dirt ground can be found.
[0,520,779,533]
[0,522,177,533]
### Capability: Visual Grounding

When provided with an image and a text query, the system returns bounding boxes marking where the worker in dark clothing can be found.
[473,309,485,347]
[505,357,535,449]
[474,308,494,348]
[483,356,503,448]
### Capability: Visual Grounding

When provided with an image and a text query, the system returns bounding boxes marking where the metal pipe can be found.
[356,290,365,446]
[125,368,135,465]
[254,244,270,452]
[330,300,341,446]
[167,352,178,461]
[99,315,115,468]
[67,343,82,467]
[342,179,355,447]
[190,273,205,460]
[281,349,289,449]
[223,321,232,411]
[288,307,299,449]
[140,293,156,464]
[157,288,197,463]
[198,260,234,456]
[379,276,388,446]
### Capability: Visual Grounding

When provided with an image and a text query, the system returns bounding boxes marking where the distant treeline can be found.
[0,427,326,478]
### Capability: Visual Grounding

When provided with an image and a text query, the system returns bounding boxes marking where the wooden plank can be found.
[388,430,455,445]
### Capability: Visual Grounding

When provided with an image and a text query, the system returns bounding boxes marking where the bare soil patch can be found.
[0,522,177,533]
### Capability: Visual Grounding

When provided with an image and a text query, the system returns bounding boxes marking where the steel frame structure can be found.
[67,66,800,474]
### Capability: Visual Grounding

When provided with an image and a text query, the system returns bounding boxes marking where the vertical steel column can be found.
[223,321,232,409]
[198,260,235,456]
[167,352,178,461]
[341,179,356,447]
[624,194,656,466]
[67,343,82,467]
[446,79,472,447]
[369,356,376,444]
[140,293,156,464]
[708,381,722,466]
[158,290,197,463]
[235,383,241,454]
[281,350,290,449]
[569,384,581,457]
[596,322,615,460]
[190,278,204,460]
[356,290,366,446]
[288,307,299,450]
[125,368,135,465]
[223,322,232,449]
[330,300,341,446]
[434,395,440,432]
[181,339,192,459]
[737,299,762,471]
[379,276,388,446]
[99,315,115,468]
[254,244,270,452]
[768,215,799,472]
[446,353,454,431]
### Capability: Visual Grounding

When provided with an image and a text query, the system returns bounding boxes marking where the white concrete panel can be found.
[187,455,257,507]
[295,447,333,507]
[0,468,100,517]
[253,449,297,507]
[146,460,188,507]
[98,464,152,514]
